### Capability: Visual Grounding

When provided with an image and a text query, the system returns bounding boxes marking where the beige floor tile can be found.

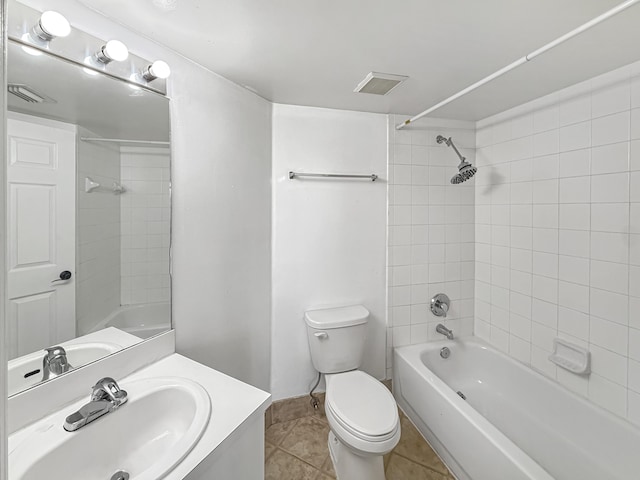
[265,449,319,480]
[386,454,450,480]
[394,415,449,474]
[272,396,316,423]
[280,415,331,468]
[265,442,277,461]
[321,454,336,477]
[266,418,298,446]
[384,451,393,471]
[314,473,334,480]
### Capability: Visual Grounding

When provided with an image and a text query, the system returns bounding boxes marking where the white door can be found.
[6,114,76,359]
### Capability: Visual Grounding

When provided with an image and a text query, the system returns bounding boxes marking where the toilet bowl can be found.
[325,371,400,479]
[304,305,401,479]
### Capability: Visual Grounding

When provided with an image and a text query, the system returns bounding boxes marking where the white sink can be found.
[7,342,122,396]
[9,377,211,480]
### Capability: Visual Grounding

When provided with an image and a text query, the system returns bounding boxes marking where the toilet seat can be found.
[325,371,400,455]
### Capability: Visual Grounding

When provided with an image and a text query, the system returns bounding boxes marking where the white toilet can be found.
[304,305,400,480]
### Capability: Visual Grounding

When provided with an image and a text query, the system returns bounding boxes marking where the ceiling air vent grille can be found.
[354,72,408,96]
[8,84,56,104]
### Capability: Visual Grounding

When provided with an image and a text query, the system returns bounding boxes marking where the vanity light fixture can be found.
[94,40,129,64]
[142,60,171,81]
[31,11,71,42]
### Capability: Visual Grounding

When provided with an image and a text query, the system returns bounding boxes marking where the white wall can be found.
[387,115,476,379]
[120,147,171,306]
[171,65,272,392]
[475,60,640,425]
[76,128,121,335]
[271,104,387,400]
[22,0,273,392]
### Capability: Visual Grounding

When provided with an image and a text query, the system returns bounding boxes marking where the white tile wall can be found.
[76,129,121,335]
[120,147,171,305]
[387,115,476,378]
[475,60,640,425]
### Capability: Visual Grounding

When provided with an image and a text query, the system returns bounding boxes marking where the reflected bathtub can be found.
[93,303,171,339]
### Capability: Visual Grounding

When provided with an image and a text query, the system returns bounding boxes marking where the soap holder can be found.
[548,338,590,375]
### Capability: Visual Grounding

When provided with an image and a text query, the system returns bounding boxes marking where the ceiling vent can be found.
[354,72,408,95]
[8,84,56,104]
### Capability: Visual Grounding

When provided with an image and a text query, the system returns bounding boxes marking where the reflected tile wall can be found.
[120,147,171,305]
[76,128,121,335]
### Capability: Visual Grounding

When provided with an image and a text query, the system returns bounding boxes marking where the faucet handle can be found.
[42,346,70,378]
[91,377,128,406]
[45,346,67,358]
[430,293,451,318]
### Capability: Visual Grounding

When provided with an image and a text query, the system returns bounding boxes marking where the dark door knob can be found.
[51,270,72,283]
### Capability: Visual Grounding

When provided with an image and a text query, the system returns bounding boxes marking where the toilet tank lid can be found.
[304,305,369,329]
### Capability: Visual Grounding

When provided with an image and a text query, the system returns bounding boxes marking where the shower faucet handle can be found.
[430,293,450,318]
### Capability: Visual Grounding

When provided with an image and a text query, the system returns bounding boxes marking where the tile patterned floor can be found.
[265,409,455,480]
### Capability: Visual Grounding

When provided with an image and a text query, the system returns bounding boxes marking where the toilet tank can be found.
[304,305,369,374]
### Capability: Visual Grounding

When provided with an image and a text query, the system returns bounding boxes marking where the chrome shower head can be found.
[450,161,477,184]
[437,134,477,185]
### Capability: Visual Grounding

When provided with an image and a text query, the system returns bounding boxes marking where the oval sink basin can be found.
[9,377,211,480]
[7,342,123,396]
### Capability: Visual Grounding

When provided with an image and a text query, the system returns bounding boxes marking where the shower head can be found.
[436,135,477,185]
[450,161,477,184]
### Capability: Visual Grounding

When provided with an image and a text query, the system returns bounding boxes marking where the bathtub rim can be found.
[87,302,171,338]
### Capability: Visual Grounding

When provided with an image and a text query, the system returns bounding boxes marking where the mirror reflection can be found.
[6,40,172,396]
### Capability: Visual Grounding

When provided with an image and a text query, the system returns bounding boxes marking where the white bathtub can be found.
[393,337,640,480]
[93,303,171,339]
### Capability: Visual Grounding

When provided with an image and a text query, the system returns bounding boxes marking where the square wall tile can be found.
[592,111,630,147]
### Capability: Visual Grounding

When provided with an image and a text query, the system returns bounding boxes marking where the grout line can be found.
[390,450,452,477]
[267,447,324,476]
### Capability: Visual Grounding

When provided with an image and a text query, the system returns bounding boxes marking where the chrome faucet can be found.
[430,293,450,318]
[42,346,71,381]
[436,323,454,340]
[64,377,128,432]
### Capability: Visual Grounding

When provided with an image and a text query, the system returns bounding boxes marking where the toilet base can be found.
[328,431,386,480]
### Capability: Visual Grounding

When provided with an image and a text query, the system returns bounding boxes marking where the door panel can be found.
[7,115,76,359]
[7,292,56,359]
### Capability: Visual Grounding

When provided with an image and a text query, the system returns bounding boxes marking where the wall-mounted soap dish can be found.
[548,338,590,375]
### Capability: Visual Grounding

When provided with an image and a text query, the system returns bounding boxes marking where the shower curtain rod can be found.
[396,0,640,130]
[80,137,170,145]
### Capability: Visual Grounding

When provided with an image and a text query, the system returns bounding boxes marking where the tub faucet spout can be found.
[436,323,454,340]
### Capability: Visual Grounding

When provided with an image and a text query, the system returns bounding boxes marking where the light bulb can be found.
[142,60,171,81]
[31,11,71,42]
[95,40,129,64]
[149,60,171,79]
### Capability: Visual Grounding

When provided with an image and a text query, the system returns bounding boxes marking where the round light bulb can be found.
[103,40,129,62]
[149,60,171,79]
[39,11,71,38]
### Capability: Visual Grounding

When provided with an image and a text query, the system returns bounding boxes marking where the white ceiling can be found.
[75,0,640,120]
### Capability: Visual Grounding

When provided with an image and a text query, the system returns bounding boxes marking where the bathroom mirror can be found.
[6,39,171,396]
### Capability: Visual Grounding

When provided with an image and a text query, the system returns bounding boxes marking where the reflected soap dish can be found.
[548,338,590,375]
